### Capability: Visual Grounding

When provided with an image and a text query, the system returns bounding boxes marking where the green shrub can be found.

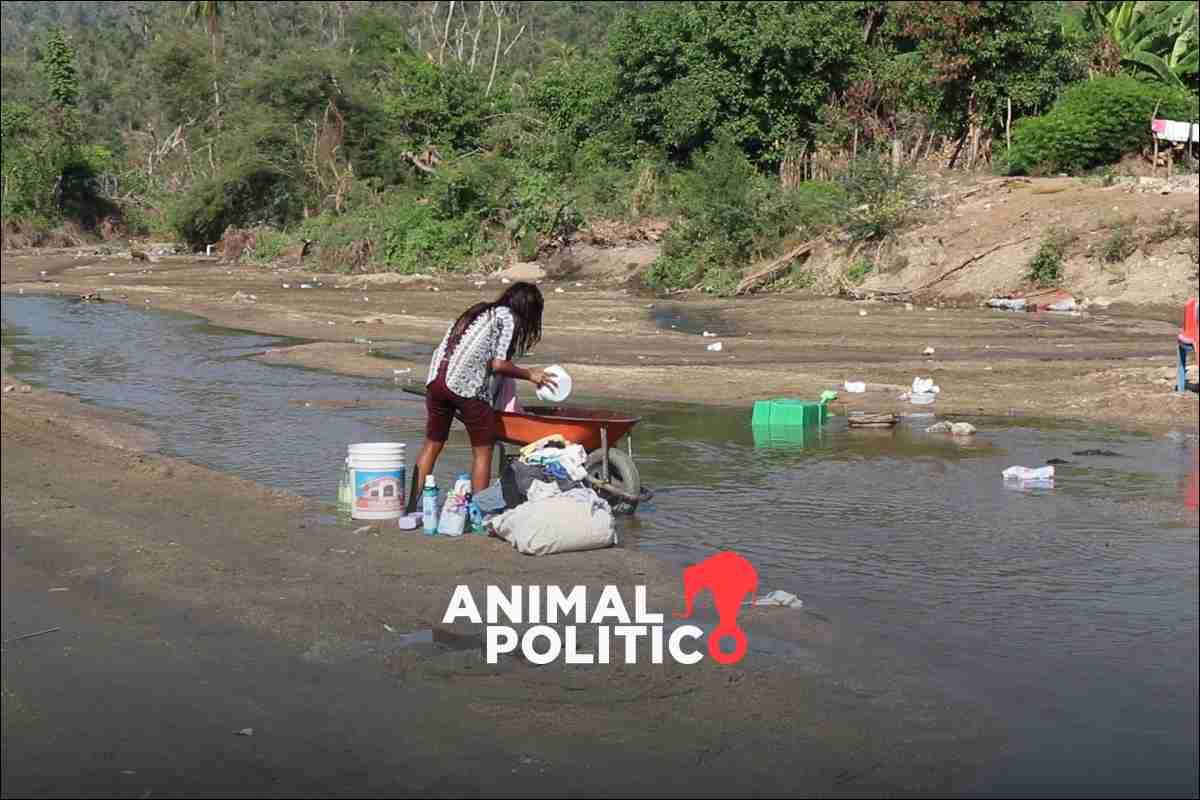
[837,152,916,242]
[1100,223,1136,264]
[845,259,874,284]
[1027,227,1075,286]
[168,163,302,249]
[1006,77,1196,175]
[248,229,292,263]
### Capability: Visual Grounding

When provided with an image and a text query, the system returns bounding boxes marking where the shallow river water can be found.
[3,294,1198,797]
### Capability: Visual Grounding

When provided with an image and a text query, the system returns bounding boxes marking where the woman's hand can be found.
[528,368,558,390]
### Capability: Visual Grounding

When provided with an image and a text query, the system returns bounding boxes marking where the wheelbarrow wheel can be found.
[585,448,641,514]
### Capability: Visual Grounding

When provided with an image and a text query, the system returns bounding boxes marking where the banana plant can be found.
[1086,0,1199,88]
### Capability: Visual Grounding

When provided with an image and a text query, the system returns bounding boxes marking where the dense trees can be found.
[1,1,1197,291]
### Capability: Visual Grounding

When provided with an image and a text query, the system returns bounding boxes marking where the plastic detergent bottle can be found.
[422,475,440,535]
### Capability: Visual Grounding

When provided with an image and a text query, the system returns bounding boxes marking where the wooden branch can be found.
[734,238,819,296]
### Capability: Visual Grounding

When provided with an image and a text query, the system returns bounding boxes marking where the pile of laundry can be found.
[475,435,617,556]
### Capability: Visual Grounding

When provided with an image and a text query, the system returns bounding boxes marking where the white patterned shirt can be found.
[426,307,516,401]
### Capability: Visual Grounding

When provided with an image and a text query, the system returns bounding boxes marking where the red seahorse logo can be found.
[674,551,758,665]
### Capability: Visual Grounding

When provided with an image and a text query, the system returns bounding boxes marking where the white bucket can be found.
[347,442,406,520]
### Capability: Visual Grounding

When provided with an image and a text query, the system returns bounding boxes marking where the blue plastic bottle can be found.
[421,475,440,535]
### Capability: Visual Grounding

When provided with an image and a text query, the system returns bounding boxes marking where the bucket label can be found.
[353,468,405,513]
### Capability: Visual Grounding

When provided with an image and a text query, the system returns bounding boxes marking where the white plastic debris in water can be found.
[706,341,723,352]
[844,381,866,393]
[859,309,868,317]
[752,590,803,608]
[912,377,940,395]
[923,346,936,356]
[1003,465,1055,482]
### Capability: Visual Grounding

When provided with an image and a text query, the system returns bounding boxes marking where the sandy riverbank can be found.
[2,249,1197,432]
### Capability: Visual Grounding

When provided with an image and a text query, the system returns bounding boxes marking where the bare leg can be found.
[470,444,493,493]
[414,438,445,496]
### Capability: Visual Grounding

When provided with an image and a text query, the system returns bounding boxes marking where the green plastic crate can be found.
[751,398,828,427]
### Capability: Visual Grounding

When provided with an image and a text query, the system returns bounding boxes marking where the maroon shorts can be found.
[425,374,496,448]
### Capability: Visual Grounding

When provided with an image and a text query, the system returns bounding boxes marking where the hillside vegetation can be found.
[2,1,1197,294]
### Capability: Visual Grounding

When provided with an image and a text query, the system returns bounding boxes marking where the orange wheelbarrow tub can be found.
[402,387,648,512]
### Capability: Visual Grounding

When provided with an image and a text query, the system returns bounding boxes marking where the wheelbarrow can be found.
[401,386,649,513]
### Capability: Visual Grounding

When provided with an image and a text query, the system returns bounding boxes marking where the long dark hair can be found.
[448,281,544,359]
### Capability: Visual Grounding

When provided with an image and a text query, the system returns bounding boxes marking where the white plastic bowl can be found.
[535,365,573,403]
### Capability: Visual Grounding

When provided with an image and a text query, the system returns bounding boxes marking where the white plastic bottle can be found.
[422,475,440,535]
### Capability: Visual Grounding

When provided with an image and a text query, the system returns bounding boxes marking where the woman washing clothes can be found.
[414,281,556,496]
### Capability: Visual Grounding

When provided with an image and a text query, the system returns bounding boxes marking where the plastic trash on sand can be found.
[752,590,803,609]
[844,381,866,393]
[987,297,1027,312]
[706,341,724,352]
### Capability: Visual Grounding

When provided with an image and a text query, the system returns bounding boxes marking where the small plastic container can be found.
[535,365,573,403]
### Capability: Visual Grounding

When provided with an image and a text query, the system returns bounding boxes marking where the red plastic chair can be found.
[1179,297,1198,393]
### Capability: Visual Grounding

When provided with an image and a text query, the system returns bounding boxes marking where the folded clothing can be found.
[522,443,588,482]
[501,461,576,507]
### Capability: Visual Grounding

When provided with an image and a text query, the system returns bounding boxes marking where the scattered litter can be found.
[752,590,803,608]
[300,283,313,289]
[393,368,412,376]
[554,287,565,294]
[4,627,62,644]
[988,297,1027,311]
[353,524,373,535]
[574,282,582,287]
[363,296,370,302]
[905,302,914,311]
[353,337,371,345]
[706,342,723,352]
[925,421,952,433]
[858,309,868,317]
[108,272,116,277]
[844,381,866,393]
[3,385,14,393]
[1047,297,1077,312]
[702,331,718,337]
[234,728,254,737]
[1003,465,1054,482]
[474,281,486,287]
[383,623,396,633]
[327,321,336,326]
[646,303,655,309]
[19,385,32,393]
[282,283,291,289]
[923,346,936,356]
[951,422,976,436]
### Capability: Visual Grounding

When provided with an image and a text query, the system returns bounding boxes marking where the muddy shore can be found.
[2,372,993,795]
[2,250,1197,432]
